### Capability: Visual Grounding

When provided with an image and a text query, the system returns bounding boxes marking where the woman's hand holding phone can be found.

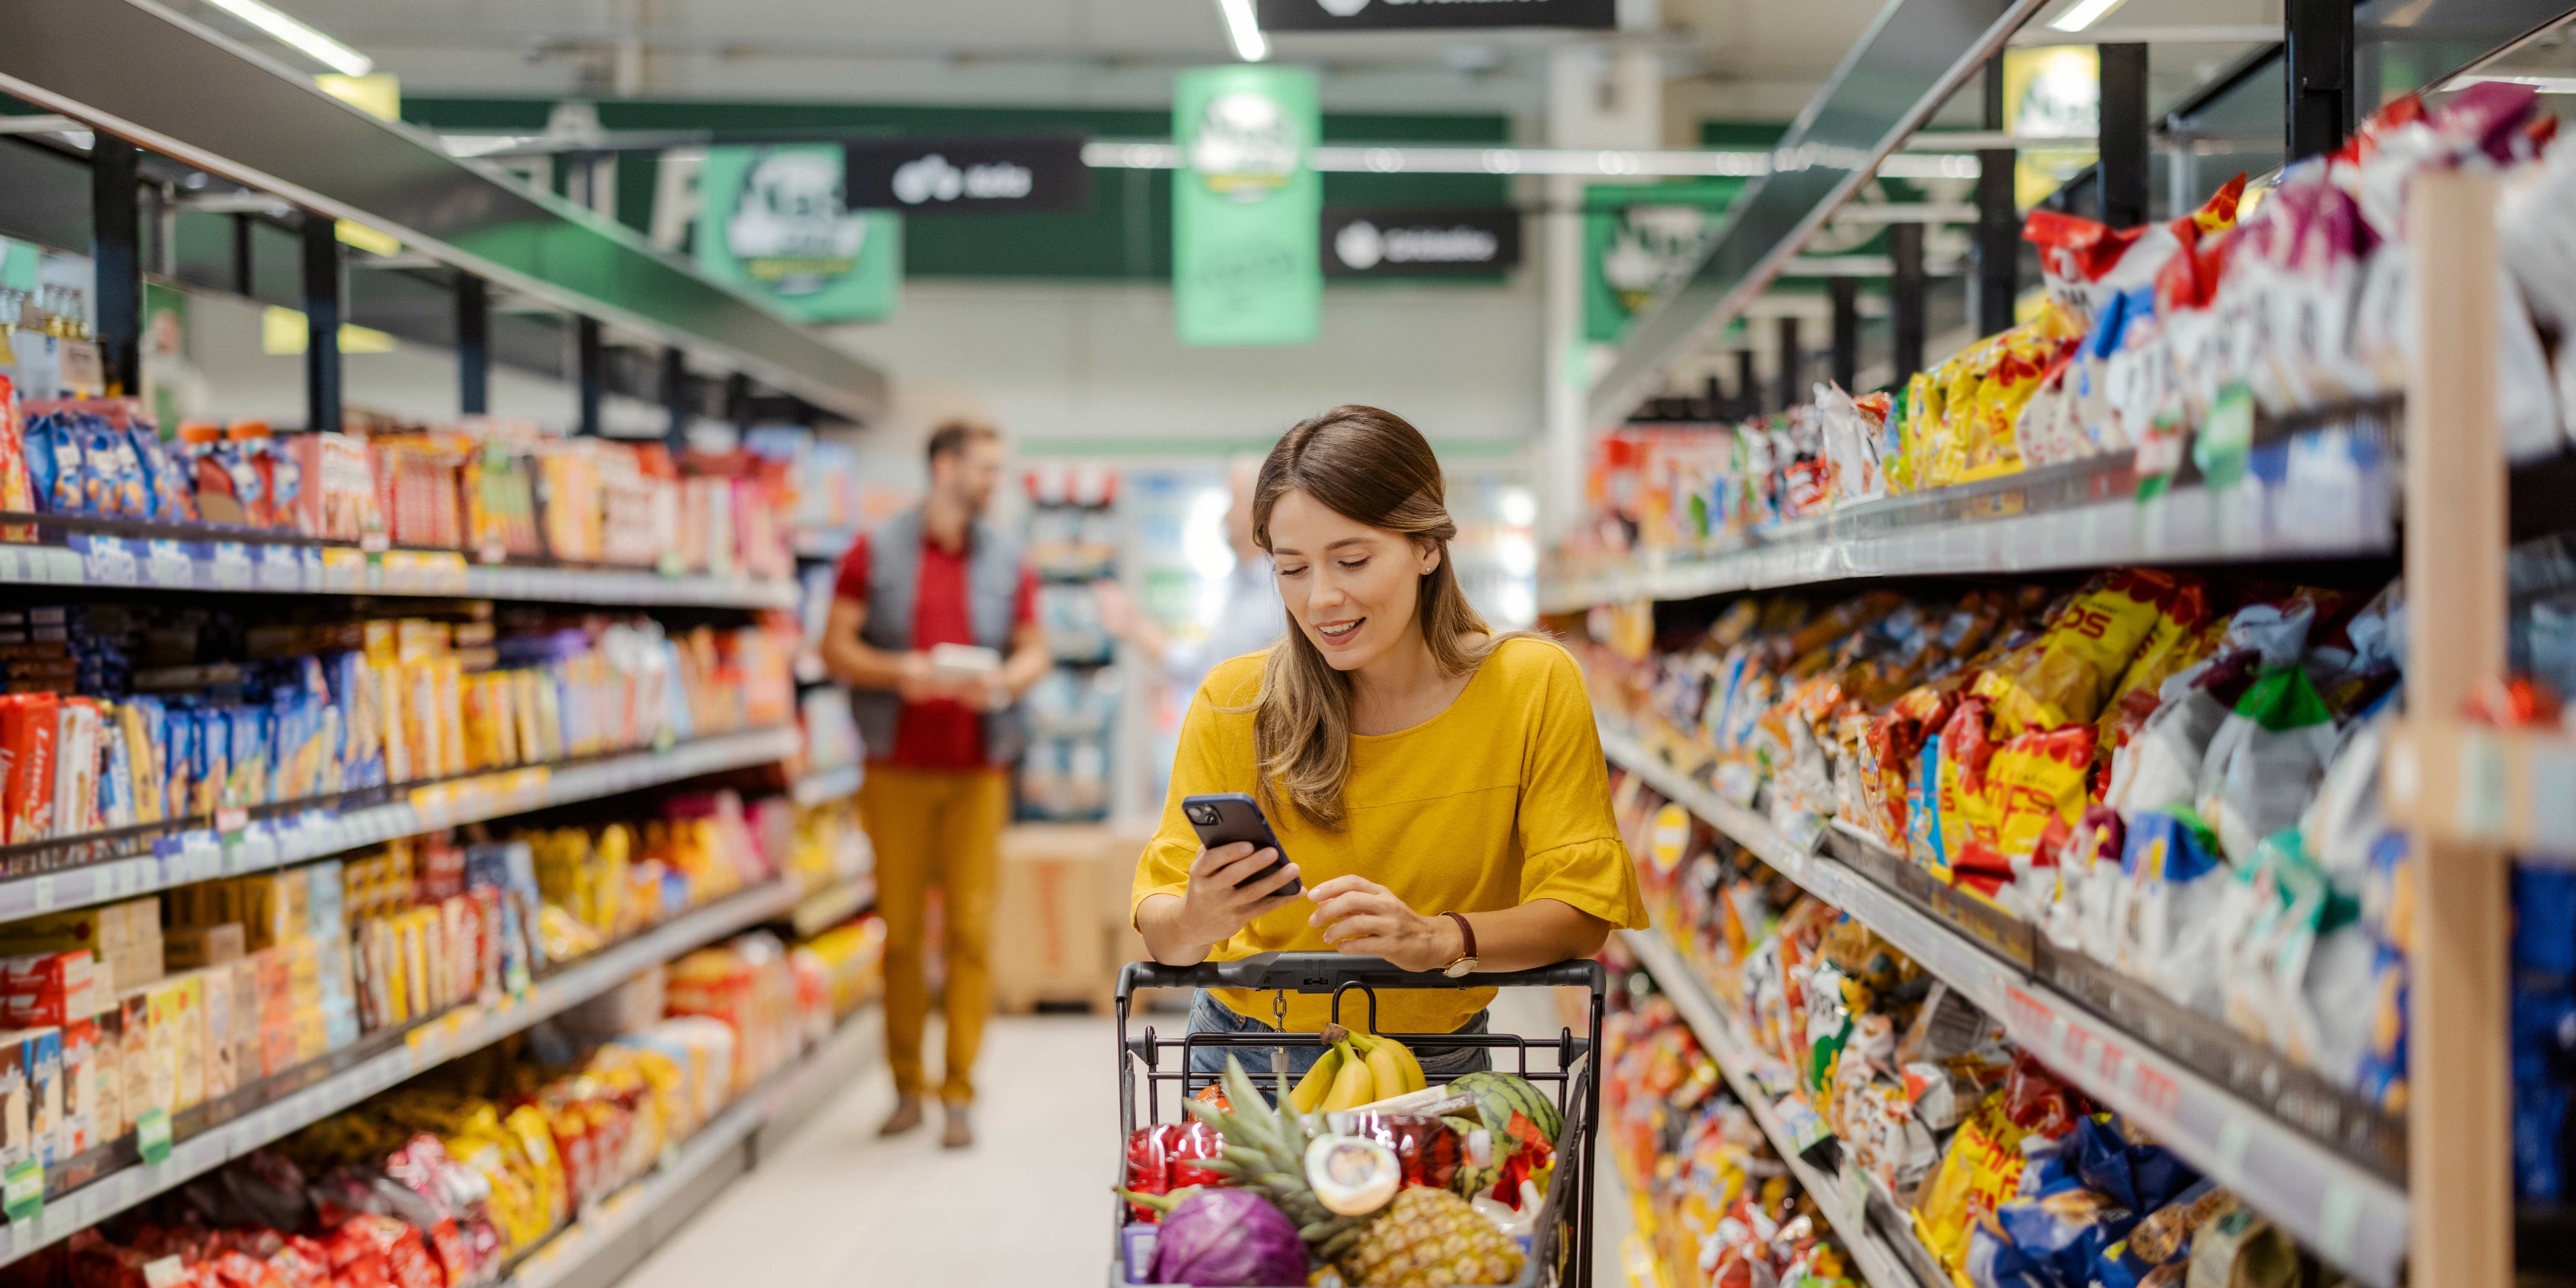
[1172,842,1302,948]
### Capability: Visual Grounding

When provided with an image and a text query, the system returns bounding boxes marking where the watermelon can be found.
[1443,1114,1502,1201]
[1449,1072,1562,1145]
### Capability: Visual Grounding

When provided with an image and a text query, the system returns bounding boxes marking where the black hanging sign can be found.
[1255,0,1615,31]
[1322,206,1521,277]
[844,136,1092,214]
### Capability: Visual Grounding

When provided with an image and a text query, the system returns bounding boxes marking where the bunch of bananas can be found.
[1287,1031,1424,1113]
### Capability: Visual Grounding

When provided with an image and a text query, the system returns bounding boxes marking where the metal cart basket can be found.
[1112,952,1605,1288]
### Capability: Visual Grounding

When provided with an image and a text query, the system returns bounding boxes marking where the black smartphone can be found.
[1181,792,1300,898]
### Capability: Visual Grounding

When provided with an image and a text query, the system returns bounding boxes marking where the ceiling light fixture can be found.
[1215,0,1269,61]
[203,0,374,76]
[2047,0,2132,33]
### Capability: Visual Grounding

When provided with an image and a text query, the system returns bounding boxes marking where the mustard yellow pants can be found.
[860,765,1008,1105]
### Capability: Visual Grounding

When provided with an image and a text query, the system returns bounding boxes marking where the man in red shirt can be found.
[820,422,1047,1148]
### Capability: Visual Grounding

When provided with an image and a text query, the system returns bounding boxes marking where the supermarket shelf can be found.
[789,764,864,808]
[0,878,801,1268]
[1540,417,2397,614]
[789,876,875,939]
[0,520,798,609]
[1598,723,2413,1288]
[0,726,801,922]
[1621,925,1933,1288]
[2383,718,2576,859]
[502,1005,884,1288]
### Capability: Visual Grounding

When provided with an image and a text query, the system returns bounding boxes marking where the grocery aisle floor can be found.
[623,994,1631,1287]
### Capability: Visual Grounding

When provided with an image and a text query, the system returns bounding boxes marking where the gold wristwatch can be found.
[1438,912,1479,978]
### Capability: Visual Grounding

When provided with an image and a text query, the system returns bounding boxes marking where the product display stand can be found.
[0,878,802,1265]
[499,1006,885,1288]
[1622,925,1938,1288]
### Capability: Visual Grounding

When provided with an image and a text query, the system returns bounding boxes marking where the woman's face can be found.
[1266,488,1439,672]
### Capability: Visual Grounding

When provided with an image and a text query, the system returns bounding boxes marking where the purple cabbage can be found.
[1151,1188,1309,1287]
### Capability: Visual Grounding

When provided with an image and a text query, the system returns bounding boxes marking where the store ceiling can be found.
[181,0,2294,130]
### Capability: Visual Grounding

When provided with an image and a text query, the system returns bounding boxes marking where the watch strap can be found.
[1441,911,1477,967]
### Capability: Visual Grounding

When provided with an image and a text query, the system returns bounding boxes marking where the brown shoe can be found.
[940,1105,973,1149]
[878,1095,923,1136]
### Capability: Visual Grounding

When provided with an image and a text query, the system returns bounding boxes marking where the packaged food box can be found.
[61,1015,106,1156]
[104,942,162,993]
[0,950,105,1027]
[195,967,237,1101]
[164,922,245,970]
[119,986,172,1123]
[154,975,205,1111]
[0,1037,26,1168]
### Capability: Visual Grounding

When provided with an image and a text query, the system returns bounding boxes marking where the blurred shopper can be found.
[1098,454,1281,691]
[820,422,1049,1148]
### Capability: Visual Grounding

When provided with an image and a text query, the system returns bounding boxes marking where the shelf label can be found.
[136,1108,172,1166]
[2458,731,2509,839]
[142,1258,187,1288]
[3,1159,41,1224]
[215,807,249,837]
[144,540,194,589]
[211,542,253,591]
[29,876,51,915]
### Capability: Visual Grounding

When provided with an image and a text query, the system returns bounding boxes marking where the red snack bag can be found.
[1121,1122,1226,1222]
[2,693,60,845]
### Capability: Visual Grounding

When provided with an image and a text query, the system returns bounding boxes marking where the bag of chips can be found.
[1977,571,2194,738]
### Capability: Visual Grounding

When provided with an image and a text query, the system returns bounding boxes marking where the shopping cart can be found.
[1112,952,1605,1288]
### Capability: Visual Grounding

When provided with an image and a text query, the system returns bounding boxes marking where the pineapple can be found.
[1338,1186,1524,1287]
[1191,1057,1376,1257]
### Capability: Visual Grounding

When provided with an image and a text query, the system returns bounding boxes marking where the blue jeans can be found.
[1184,991,1491,1099]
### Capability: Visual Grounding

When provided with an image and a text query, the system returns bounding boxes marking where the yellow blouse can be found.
[1133,636,1648,1036]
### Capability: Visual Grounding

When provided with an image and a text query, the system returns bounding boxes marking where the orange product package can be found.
[1957,724,2098,904]
[1974,568,2196,737]
[1928,697,2000,886]
[1,692,61,845]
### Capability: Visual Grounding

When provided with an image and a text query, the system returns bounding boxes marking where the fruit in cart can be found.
[1291,1045,1347,1114]
[1148,1187,1312,1287]
[1190,1057,1378,1257]
[1447,1072,1561,1145]
[1335,1184,1524,1288]
[1322,1041,1376,1111]
[1304,1134,1403,1216]
[1355,1036,1418,1099]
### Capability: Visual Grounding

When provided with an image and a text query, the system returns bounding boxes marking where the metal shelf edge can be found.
[0,726,801,922]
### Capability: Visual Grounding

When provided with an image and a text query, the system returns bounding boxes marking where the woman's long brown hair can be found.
[1241,405,1505,828]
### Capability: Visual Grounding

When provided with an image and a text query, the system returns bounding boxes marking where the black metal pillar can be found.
[725,371,752,424]
[1890,221,1926,384]
[1830,277,1860,391]
[455,275,490,417]
[301,212,342,435]
[662,347,690,453]
[1735,349,1760,418]
[230,214,255,298]
[2098,44,2150,229]
[1775,315,1803,411]
[2285,0,2354,162]
[575,316,604,436]
[1976,55,2019,335]
[90,141,141,398]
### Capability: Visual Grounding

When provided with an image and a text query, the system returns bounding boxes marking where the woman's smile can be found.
[1313,616,1366,645]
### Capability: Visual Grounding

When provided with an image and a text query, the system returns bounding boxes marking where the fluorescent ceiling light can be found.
[203,0,374,76]
[2048,0,2132,32]
[1215,0,1268,61]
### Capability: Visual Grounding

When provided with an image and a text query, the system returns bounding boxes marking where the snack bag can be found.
[0,377,32,541]
[1976,571,2188,737]
[1970,725,2099,917]
[2119,809,2232,1006]
[1929,699,2001,884]
[2193,663,2338,865]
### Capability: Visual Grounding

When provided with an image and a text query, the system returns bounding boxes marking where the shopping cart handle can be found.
[1120,952,1604,998]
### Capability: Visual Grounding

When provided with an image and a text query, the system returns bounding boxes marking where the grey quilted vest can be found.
[848,507,1030,767]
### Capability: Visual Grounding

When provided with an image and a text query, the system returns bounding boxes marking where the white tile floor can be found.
[619,994,1633,1288]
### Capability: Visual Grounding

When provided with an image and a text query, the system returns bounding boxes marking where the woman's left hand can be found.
[1306,875,1461,973]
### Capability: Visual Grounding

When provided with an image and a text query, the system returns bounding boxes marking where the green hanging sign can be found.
[1173,66,1321,348]
[696,145,901,323]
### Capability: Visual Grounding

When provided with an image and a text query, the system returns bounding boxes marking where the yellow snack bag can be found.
[1910,1090,2039,1279]
[1974,570,2189,736]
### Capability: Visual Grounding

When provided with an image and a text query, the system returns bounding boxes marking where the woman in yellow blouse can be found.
[1133,405,1647,1080]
